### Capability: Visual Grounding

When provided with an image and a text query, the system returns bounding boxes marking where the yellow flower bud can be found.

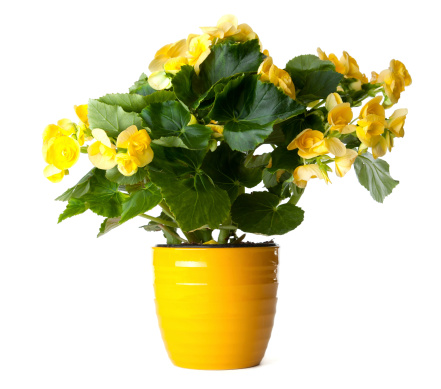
[287,129,328,159]
[387,108,408,137]
[188,114,198,126]
[293,164,324,188]
[374,60,411,107]
[207,124,224,134]
[187,34,212,75]
[116,153,138,176]
[371,135,388,159]
[43,135,80,170]
[74,104,89,127]
[148,71,172,90]
[116,125,154,168]
[88,129,117,170]
[327,103,356,134]
[334,149,358,177]
[325,93,343,111]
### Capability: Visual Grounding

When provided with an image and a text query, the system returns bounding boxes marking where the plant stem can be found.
[183,231,199,243]
[218,216,232,244]
[160,225,187,243]
[310,100,325,110]
[138,214,178,228]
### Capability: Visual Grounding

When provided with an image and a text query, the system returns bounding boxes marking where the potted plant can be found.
[42,15,411,370]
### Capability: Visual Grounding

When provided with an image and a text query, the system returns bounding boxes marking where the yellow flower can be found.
[232,23,259,43]
[43,164,67,183]
[325,92,343,111]
[149,39,188,73]
[334,149,358,177]
[328,103,356,134]
[148,71,172,90]
[42,124,72,144]
[88,129,117,170]
[116,125,154,167]
[374,60,412,107]
[116,153,138,176]
[325,137,346,157]
[57,119,77,136]
[387,108,408,137]
[317,48,345,74]
[163,56,189,75]
[287,129,328,159]
[207,124,224,134]
[187,34,212,75]
[293,164,324,188]
[371,135,388,159]
[200,14,240,39]
[258,53,296,99]
[43,135,80,170]
[359,96,385,119]
[356,114,386,147]
[317,48,367,82]
[340,51,368,83]
[74,104,89,127]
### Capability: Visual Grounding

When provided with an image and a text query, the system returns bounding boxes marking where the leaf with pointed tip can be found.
[88,99,143,137]
[98,217,122,237]
[56,169,95,201]
[296,71,343,104]
[129,73,156,96]
[285,54,335,89]
[231,191,304,235]
[354,152,399,203]
[58,198,88,223]
[120,183,162,223]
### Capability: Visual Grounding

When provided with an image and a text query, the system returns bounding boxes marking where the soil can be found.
[155,240,277,248]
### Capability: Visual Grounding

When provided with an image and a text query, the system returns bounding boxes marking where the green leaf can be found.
[98,217,122,237]
[209,75,305,151]
[58,198,88,223]
[171,65,200,108]
[105,166,148,185]
[129,73,156,96]
[244,153,271,168]
[354,152,399,203]
[195,39,265,94]
[98,93,149,113]
[81,169,128,217]
[141,101,212,149]
[55,169,95,201]
[148,145,230,231]
[273,113,325,146]
[296,71,343,104]
[142,212,182,244]
[142,90,176,105]
[285,54,335,89]
[120,183,162,223]
[267,146,301,173]
[231,191,304,235]
[202,143,263,201]
[88,99,143,137]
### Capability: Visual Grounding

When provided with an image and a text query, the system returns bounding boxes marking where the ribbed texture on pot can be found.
[153,246,278,370]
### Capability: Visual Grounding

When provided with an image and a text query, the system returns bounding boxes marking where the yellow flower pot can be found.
[152,244,279,370]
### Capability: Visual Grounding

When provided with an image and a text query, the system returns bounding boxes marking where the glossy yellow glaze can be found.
[152,246,279,370]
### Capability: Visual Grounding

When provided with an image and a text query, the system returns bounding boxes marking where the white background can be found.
[1,0,440,388]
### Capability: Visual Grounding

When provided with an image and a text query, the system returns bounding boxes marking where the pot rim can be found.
[154,243,278,248]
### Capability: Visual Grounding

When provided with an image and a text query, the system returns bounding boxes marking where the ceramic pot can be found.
[152,244,279,370]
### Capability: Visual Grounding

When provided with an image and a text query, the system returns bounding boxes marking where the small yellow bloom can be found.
[356,114,386,147]
[258,54,296,100]
[43,164,67,183]
[359,96,385,119]
[327,103,356,134]
[42,124,71,144]
[374,60,412,107]
[57,119,77,136]
[334,149,358,177]
[200,14,240,39]
[88,129,117,170]
[387,108,408,137]
[148,71,172,90]
[43,135,80,170]
[232,23,259,43]
[317,49,367,82]
[116,153,138,176]
[287,129,328,159]
[74,104,89,127]
[325,137,346,157]
[164,56,189,75]
[325,92,343,111]
[149,39,188,73]
[293,164,324,188]
[116,125,154,168]
[207,124,224,134]
[188,114,198,125]
[203,239,219,245]
[187,34,212,75]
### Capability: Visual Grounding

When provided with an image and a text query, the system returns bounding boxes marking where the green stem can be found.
[138,214,178,228]
[160,225,187,243]
[183,231,199,243]
[218,216,232,244]
[310,100,325,110]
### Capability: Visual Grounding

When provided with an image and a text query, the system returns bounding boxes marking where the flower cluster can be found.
[42,14,412,244]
